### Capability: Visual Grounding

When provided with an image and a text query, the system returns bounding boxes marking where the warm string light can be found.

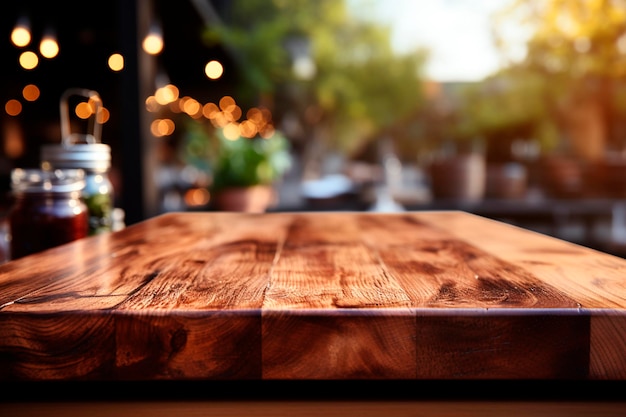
[147,86,276,141]
[6,13,119,119]
[205,60,224,79]
[39,27,59,59]
[18,51,38,70]
[11,16,59,70]
[108,53,124,71]
[11,16,31,47]
[5,9,224,127]
[142,22,164,55]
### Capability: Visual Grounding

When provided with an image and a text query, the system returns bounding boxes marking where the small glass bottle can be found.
[8,168,88,260]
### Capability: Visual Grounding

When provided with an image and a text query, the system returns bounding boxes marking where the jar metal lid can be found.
[41,143,111,171]
[11,168,86,193]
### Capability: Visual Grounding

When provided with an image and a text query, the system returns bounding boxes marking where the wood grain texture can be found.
[1,211,626,381]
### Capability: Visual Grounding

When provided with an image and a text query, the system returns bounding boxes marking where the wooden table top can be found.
[1,210,626,381]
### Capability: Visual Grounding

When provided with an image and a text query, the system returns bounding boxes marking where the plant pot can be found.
[588,155,626,198]
[211,185,276,212]
[429,153,486,202]
[539,155,585,199]
[486,162,527,200]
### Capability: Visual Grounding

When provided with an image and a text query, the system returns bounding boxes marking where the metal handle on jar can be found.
[60,88,103,145]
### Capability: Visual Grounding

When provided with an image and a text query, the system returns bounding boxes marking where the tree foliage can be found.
[506,0,626,79]
[203,0,428,156]
[488,0,626,155]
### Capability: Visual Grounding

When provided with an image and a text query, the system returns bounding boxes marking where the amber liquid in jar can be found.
[8,168,89,260]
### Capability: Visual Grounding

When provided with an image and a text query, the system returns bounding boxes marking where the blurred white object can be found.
[369,185,405,212]
[368,136,405,212]
[301,174,354,199]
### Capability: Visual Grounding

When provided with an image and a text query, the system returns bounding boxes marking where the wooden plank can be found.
[114,311,262,380]
[262,309,415,379]
[589,313,626,379]
[0,312,115,380]
[0,211,625,381]
[414,311,589,379]
[355,213,580,308]
[418,211,626,309]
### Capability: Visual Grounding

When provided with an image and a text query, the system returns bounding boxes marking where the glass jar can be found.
[41,143,114,235]
[8,168,88,260]
[40,88,117,236]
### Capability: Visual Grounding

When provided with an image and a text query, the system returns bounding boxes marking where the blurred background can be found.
[4,0,626,257]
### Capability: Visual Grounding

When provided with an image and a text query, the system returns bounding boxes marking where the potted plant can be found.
[181,119,292,212]
[428,135,487,202]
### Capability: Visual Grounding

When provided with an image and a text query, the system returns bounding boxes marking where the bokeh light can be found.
[205,60,224,79]
[39,33,59,58]
[19,51,38,69]
[11,17,30,47]
[142,25,163,55]
[22,84,40,101]
[5,100,22,116]
[108,53,124,71]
